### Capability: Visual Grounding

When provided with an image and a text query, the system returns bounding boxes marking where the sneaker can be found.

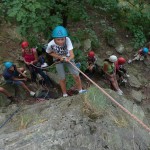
[30,91,35,96]
[118,89,123,93]
[128,60,132,64]
[116,90,123,96]
[126,74,130,77]
[79,89,87,94]
[122,79,127,83]
[63,93,68,97]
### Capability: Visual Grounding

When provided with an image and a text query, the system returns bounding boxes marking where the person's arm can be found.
[49,52,64,61]
[65,50,74,62]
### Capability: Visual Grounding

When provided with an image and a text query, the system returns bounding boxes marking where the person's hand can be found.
[30,61,34,65]
[26,62,30,65]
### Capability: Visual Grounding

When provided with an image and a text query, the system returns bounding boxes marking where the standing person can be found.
[0,87,16,102]
[46,26,86,97]
[21,41,52,87]
[115,57,130,83]
[3,62,35,96]
[103,55,123,95]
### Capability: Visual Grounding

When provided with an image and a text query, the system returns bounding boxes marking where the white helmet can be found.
[109,55,117,63]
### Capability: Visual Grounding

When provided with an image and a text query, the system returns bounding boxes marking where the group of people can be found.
[86,42,150,95]
[0,25,150,102]
[0,26,87,103]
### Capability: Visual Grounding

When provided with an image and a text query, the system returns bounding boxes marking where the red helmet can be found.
[88,51,95,58]
[21,41,29,48]
[118,57,126,65]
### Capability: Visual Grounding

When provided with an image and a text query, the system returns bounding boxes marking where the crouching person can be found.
[3,62,35,97]
[103,55,123,95]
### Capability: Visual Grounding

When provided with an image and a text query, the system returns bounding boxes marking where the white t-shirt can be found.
[46,37,73,57]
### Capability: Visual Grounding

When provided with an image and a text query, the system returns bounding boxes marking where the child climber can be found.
[46,26,86,97]
[21,41,52,87]
[128,46,149,63]
[115,57,130,83]
[3,62,35,96]
[85,51,97,77]
[103,55,123,95]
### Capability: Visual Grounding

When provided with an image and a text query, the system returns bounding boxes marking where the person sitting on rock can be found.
[0,86,16,103]
[21,41,52,87]
[3,62,35,96]
[115,57,130,83]
[103,55,123,95]
[85,51,97,77]
[128,45,150,63]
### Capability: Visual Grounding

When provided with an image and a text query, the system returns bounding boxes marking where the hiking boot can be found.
[79,89,87,94]
[30,91,35,97]
[126,74,130,77]
[63,93,68,97]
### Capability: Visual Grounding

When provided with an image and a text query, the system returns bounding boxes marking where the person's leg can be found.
[36,68,53,87]
[67,62,86,93]
[0,87,11,97]
[13,81,35,96]
[27,65,37,82]
[56,63,67,96]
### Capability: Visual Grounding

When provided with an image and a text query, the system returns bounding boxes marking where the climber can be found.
[3,62,35,96]
[115,57,130,83]
[21,41,52,87]
[85,51,97,77]
[103,55,123,95]
[46,25,87,97]
[128,46,150,63]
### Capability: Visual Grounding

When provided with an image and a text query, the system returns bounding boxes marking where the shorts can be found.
[6,80,22,85]
[56,61,79,80]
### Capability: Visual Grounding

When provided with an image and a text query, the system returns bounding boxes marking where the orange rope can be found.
[69,61,150,133]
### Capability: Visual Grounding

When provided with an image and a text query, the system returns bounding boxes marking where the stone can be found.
[83,39,91,52]
[115,43,125,54]
[128,74,142,88]
[131,90,143,103]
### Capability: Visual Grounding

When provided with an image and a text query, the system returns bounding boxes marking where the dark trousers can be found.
[116,68,127,78]
[26,65,52,87]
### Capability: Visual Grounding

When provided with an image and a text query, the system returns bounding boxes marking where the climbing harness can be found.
[69,60,150,133]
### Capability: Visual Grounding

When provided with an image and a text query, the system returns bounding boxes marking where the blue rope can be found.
[0,107,20,129]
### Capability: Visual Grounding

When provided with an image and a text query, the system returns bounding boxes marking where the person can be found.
[21,41,52,87]
[3,62,35,96]
[103,55,123,95]
[0,87,16,103]
[115,57,130,83]
[128,47,149,63]
[85,51,97,77]
[46,25,86,97]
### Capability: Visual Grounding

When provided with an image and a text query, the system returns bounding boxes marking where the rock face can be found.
[128,74,142,88]
[0,87,149,150]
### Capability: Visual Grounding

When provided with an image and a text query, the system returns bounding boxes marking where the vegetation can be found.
[1,0,149,48]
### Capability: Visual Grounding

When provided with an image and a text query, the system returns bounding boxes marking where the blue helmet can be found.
[4,62,13,69]
[142,47,149,54]
[52,26,68,38]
